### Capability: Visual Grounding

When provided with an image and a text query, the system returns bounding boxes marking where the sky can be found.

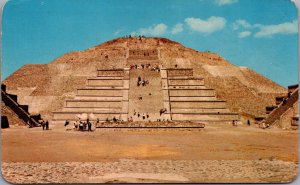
[2,0,298,87]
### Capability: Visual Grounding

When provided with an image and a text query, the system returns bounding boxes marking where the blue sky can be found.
[2,0,298,87]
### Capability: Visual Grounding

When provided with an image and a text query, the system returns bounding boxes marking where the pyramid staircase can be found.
[161,68,240,123]
[52,69,129,121]
[53,67,240,124]
[257,84,299,129]
[1,84,40,127]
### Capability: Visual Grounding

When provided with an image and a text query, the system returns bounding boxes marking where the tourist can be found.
[138,76,141,82]
[74,121,78,130]
[113,117,117,122]
[41,120,45,130]
[64,120,69,127]
[96,118,100,128]
[83,122,87,131]
[247,120,251,126]
[45,120,49,130]
[146,113,149,119]
[134,110,136,116]
[87,120,92,132]
[142,113,145,120]
[79,121,84,131]
[137,112,140,117]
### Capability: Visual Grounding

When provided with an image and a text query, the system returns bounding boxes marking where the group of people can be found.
[66,119,97,131]
[40,120,49,130]
[129,63,161,72]
[137,76,149,87]
[131,110,150,121]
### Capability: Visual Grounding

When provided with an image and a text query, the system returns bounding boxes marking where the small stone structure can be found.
[257,84,299,129]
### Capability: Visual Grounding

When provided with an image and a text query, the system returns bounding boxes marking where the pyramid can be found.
[3,37,287,124]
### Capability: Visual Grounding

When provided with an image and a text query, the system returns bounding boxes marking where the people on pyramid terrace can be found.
[129,63,160,72]
[136,77,150,87]
[159,108,167,116]
[128,117,134,122]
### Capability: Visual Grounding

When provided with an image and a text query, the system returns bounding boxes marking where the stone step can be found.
[74,96,123,101]
[97,69,124,77]
[167,85,207,89]
[171,113,239,121]
[170,96,217,101]
[87,78,124,86]
[84,86,125,89]
[169,89,215,96]
[167,76,204,80]
[52,112,124,121]
[62,107,122,113]
[65,100,123,108]
[77,89,123,96]
[170,101,227,109]
[166,68,193,77]
[171,108,230,113]
[88,77,124,80]
[168,79,205,86]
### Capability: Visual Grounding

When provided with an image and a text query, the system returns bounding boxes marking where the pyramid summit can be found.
[3,37,287,124]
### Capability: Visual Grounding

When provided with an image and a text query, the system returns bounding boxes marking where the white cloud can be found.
[171,23,183,34]
[238,31,252,38]
[214,0,238,6]
[131,23,167,36]
[254,20,298,38]
[233,19,252,30]
[185,16,226,34]
[113,29,122,36]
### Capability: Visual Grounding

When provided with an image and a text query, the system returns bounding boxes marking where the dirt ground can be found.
[1,123,298,183]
